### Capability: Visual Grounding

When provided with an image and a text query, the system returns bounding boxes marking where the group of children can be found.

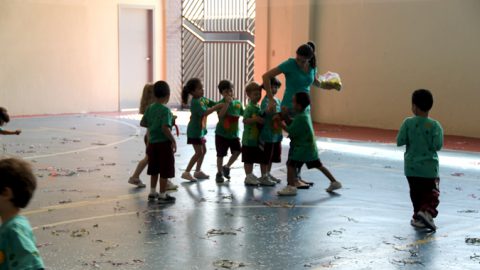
[0,85,443,269]
[135,77,344,203]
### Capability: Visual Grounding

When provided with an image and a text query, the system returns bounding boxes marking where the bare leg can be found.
[195,144,207,172]
[244,163,253,175]
[226,151,241,168]
[217,157,224,174]
[185,145,203,172]
[287,165,296,186]
[318,165,337,183]
[131,155,148,179]
[159,177,167,193]
[260,164,268,176]
[150,174,159,190]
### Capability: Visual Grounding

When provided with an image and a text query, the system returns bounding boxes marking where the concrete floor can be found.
[2,113,480,270]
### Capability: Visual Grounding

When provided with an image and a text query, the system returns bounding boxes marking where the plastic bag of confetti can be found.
[318,71,342,91]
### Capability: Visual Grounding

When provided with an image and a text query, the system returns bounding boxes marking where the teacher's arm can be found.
[262,67,283,100]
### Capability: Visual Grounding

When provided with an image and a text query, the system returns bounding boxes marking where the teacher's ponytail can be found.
[306,41,316,69]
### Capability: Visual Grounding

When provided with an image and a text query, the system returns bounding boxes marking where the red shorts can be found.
[187,137,206,145]
[261,142,282,164]
[215,135,241,157]
[242,146,262,164]
[287,159,322,169]
[146,141,175,178]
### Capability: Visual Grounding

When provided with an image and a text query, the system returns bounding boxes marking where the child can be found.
[242,82,275,186]
[276,92,342,196]
[215,80,243,183]
[397,89,443,231]
[140,81,177,204]
[181,78,224,181]
[0,158,45,269]
[259,77,283,184]
[128,84,178,191]
[0,107,21,135]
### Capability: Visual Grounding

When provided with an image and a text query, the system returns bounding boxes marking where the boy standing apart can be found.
[215,80,243,183]
[0,158,45,270]
[397,89,443,231]
[141,81,177,204]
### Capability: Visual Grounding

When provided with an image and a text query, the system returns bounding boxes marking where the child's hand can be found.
[171,141,177,153]
[280,106,289,119]
[254,115,264,124]
[15,130,21,135]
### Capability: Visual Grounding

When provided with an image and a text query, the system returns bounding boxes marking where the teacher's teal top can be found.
[278,58,317,110]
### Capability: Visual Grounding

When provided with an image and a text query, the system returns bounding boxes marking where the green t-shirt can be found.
[242,102,261,147]
[278,58,317,110]
[397,116,443,178]
[260,96,283,143]
[287,110,318,162]
[140,103,173,143]
[187,97,216,139]
[0,215,44,270]
[215,99,244,139]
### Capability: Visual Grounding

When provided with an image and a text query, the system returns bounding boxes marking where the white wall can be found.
[0,0,166,115]
[310,0,480,138]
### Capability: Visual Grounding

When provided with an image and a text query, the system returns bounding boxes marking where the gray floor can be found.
[2,113,480,270]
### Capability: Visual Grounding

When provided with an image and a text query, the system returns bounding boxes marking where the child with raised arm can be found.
[259,77,283,184]
[215,80,243,183]
[181,78,224,182]
[397,89,443,231]
[140,81,177,204]
[276,92,342,196]
[242,82,275,186]
[0,158,44,270]
[0,107,21,136]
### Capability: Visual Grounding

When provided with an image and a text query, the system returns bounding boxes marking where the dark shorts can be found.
[143,134,148,146]
[146,141,175,178]
[287,159,323,169]
[242,146,262,164]
[187,137,206,145]
[215,135,241,157]
[261,142,282,164]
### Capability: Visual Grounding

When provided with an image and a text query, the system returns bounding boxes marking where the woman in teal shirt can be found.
[262,42,334,188]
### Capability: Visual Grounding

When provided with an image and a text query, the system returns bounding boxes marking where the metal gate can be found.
[182,0,255,104]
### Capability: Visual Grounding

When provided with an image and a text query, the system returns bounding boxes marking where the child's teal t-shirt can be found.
[141,103,173,143]
[215,99,244,139]
[397,116,443,178]
[242,102,261,147]
[287,110,318,162]
[259,96,283,143]
[187,97,216,139]
[278,58,317,111]
[0,215,45,270]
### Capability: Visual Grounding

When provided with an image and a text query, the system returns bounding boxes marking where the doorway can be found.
[118,6,154,111]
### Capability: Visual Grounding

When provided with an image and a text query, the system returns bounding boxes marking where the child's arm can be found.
[273,114,288,132]
[140,114,148,128]
[162,125,177,153]
[243,115,264,125]
[217,97,232,118]
[432,122,444,151]
[396,120,408,146]
[0,129,21,135]
[205,103,224,117]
